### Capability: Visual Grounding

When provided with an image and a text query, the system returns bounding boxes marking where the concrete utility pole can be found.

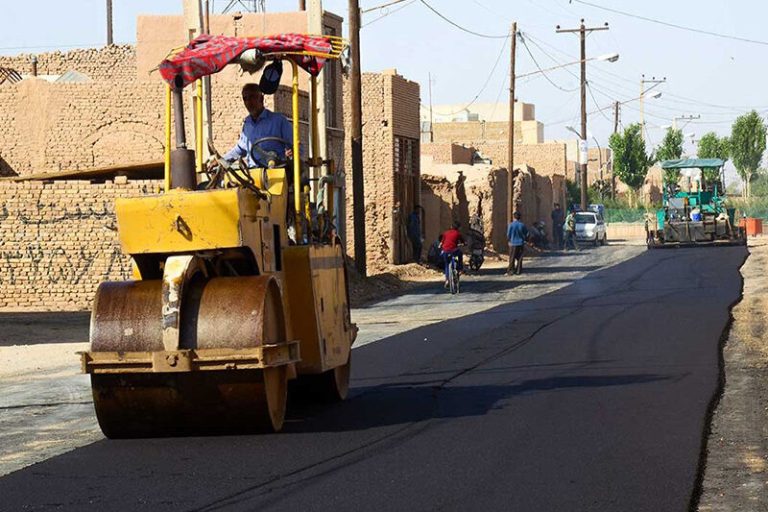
[507,22,517,226]
[106,0,113,45]
[557,19,609,211]
[349,0,366,276]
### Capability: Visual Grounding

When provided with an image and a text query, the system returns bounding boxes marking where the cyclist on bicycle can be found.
[440,220,465,288]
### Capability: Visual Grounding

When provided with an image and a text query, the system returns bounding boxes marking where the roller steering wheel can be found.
[249,136,292,169]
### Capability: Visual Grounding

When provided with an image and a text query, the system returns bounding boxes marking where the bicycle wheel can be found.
[449,259,459,294]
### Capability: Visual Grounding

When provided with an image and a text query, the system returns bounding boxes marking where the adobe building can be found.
[420,145,566,250]
[0,8,347,311]
[344,69,421,269]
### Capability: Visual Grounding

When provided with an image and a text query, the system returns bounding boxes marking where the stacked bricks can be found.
[0,45,136,82]
[0,179,162,311]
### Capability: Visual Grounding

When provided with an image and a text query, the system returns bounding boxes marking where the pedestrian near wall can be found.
[506,211,529,275]
[551,202,564,249]
[564,208,580,251]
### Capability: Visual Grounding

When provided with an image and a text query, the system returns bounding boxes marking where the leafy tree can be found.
[730,110,766,198]
[697,132,731,187]
[656,128,684,185]
[565,179,580,208]
[609,123,653,205]
[749,168,768,197]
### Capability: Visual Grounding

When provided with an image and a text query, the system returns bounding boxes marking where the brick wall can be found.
[421,143,474,165]
[344,70,420,270]
[0,12,347,310]
[0,74,315,178]
[420,162,567,253]
[0,179,161,311]
[0,45,136,82]
[432,120,543,145]
[473,141,567,178]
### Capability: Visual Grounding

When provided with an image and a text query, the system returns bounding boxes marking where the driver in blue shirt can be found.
[221,83,293,167]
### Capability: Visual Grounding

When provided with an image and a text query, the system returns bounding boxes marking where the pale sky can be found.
[2,0,767,163]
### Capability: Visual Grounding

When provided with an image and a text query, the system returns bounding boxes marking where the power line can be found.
[361,0,417,27]
[418,0,509,39]
[361,0,410,14]
[586,81,612,123]
[430,31,511,117]
[518,32,578,92]
[572,0,768,47]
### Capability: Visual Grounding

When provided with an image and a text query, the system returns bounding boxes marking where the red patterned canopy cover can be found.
[159,34,333,89]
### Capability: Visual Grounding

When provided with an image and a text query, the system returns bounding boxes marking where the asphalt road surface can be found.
[0,246,746,511]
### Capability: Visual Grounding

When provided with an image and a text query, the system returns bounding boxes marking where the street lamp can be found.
[517,53,619,79]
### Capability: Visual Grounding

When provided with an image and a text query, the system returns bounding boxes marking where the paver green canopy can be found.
[660,158,725,169]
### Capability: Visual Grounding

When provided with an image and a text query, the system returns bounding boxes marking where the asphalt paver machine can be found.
[79,34,356,437]
[647,158,745,248]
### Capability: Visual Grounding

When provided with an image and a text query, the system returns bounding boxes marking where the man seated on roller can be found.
[222,83,294,168]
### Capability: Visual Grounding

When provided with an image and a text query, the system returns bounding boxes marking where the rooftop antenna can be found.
[217,0,265,13]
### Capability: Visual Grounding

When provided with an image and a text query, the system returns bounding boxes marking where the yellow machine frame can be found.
[81,36,355,436]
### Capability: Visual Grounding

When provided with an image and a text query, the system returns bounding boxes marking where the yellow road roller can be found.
[79,34,356,437]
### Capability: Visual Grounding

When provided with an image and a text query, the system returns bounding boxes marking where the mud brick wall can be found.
[421,143,474,165]
[473,141,568,177]
[0,45,136,82]
[550,174,567,211]
[0,78,311,178]
[421,166,509,254]
[0,179,161,311]
[432,120,543,145]
[344,71,420,270]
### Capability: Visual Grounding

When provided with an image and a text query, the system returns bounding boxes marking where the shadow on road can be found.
[285,373,672,433]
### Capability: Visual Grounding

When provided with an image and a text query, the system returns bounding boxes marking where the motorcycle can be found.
[467,215,485,271]
[528,220,550,250]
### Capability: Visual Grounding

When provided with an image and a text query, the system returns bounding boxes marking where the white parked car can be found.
[574,211,607,246]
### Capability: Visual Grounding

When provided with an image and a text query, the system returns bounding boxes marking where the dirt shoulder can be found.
[699,236,768,510]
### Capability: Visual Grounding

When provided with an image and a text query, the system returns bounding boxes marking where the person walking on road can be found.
[564,208,580,251]
[506,211,529,275]
[551,202,565,249]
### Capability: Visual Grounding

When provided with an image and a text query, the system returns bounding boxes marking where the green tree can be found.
[730,110,766,198]
[749,168,768,196]
[609,123,653,206]
[697,132,730,187]
[656,128,684,185]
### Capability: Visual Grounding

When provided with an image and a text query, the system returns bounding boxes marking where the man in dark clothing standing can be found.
[406,206,423,263]
[551,203,564,249]
[506,211,529,275]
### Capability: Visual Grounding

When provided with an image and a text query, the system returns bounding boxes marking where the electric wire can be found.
[572,0,768,47]
[587,81,613,123]
[418,0,509,39]
[361,0,417,27]
[361,0,410,14]
[430,31,510,117]
[518,32,578,92]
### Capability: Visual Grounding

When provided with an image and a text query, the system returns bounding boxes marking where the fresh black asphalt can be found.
[0,246,746,511]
